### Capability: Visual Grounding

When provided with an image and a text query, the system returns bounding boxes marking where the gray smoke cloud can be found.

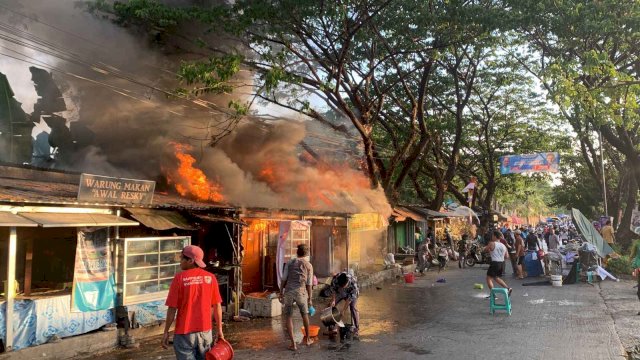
[0,0,391,216]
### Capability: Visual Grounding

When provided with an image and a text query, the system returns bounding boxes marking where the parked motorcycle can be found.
[464,241,491,267]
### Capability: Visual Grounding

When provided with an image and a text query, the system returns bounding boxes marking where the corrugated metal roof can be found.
[405,206,451,219]
[19,213,138,227]
[392,206,426,222]
[0,212,38,227]
[194,213,247,226]
[0,176,232,210]
[125,208,196,230]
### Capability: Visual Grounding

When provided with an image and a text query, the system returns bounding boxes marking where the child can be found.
[457,237,468,268]
[437,244,449,272]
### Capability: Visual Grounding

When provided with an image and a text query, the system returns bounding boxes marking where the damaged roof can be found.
[0,164,233,211]
[0,164,361,216]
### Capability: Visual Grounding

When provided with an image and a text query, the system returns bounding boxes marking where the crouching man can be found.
[327,271,360,339]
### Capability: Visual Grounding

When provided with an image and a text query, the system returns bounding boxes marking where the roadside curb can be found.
[597,280,640,359]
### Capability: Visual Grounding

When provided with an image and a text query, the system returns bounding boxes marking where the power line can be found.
[0,4,176,75]
[0,15,407,162]
[0,21,235,116]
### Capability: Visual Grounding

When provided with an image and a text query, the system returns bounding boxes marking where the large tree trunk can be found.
[480,178,496,227]
[429,181,446,210]
[616,174,638,250]
[361,135,380,189]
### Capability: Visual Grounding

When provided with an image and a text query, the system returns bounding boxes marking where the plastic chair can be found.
[489,288,511,315]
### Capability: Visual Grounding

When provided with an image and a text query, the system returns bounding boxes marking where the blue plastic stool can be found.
[489,288,511,315]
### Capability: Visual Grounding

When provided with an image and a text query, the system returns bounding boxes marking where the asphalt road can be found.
[88,264,632,360]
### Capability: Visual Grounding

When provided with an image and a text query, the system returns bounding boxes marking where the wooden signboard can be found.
[78,173,155,205]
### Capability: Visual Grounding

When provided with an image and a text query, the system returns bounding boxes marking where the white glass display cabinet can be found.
[122,236,190,305]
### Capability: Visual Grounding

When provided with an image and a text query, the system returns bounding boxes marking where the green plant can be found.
[606,255,633,277]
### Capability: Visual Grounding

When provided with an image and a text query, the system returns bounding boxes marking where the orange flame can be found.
[297,182,335,208]
[166,143,224,202]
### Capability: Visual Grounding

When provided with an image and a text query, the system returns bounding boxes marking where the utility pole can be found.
[599,130,608,217]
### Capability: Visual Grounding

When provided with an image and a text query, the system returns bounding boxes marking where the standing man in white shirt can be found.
[483,230,512,297]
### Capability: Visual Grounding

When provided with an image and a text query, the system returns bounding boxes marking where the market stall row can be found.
[0,165,391,354]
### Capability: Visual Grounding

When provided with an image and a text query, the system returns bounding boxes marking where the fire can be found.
[166,143,224,202]
[297,182,335,208]
[254,157,375,210]
[257,159,291,193]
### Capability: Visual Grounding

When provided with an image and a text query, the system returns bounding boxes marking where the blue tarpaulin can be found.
[0,295,113,350]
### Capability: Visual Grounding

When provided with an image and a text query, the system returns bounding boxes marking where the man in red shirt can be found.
[162,245,224,360]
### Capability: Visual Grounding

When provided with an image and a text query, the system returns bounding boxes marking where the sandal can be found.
[288,344,297,351]
[508,288,513,297]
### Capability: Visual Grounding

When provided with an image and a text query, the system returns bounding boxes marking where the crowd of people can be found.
[410,222,585,303]
[156,222,639,356]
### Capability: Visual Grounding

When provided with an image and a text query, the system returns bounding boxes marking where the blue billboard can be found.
[499,152,559,175]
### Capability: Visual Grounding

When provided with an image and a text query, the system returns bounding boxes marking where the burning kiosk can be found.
[0,164,243,353]
[0,166,138,352]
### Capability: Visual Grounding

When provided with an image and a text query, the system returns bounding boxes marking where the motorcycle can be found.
[464,241,491,267]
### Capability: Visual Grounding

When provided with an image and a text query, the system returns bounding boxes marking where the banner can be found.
[276,221,291,289]
[71,228,115,312]
[499,152,559,175]
[631,208,640,235]
[349,213,384,232]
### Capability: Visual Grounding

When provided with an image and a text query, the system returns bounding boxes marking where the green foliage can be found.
[228,100,248,116]
[631,240,640,258]
[112,0,192,29]
[551,154,604,218]
[93,0,639,213]
[606,255,633,277]
[176,55,243,96]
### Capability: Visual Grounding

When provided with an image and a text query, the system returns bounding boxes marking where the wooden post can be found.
[23,237,33,296]
[346,218,350,271]
[6,227,17,351]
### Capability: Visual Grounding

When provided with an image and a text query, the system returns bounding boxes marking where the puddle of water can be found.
[526,299,584,306]
[395,342,432,355]
[358,319,397,337]
[556,300,584,306]
[360,338,378,343]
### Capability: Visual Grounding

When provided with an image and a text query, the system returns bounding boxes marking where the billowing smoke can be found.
[196,121,391,214]
[0,0,392,216]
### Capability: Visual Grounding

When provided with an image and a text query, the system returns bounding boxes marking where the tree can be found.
[99,0,507,207]
[510,0,640,247]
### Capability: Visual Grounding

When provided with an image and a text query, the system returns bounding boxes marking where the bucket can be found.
[206,338,234,360]
[551,275,562,287]
[586,271,594,284]
[404,273,414,283]
[320,307,344,328]
[301,325,320,337]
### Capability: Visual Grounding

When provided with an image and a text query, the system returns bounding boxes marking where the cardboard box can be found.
[244,295,282,317]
